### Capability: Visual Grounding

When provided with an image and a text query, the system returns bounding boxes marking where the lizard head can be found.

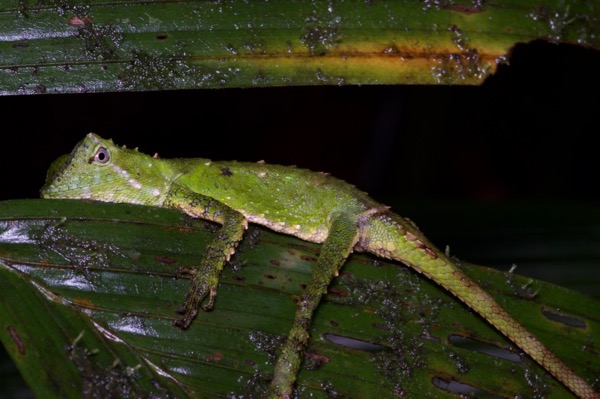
[40,133,170,206]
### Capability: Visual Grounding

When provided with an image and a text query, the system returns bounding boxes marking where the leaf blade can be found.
[1,1,598,94]
[0,199,598,398]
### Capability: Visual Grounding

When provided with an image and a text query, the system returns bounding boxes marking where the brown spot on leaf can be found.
[305,351,330,364]
[69,15,92,26]
[155,256,177,264]
[269,259,280,266]
[446,5,484,14]
[7,326,25,355]
[207,352,223,362]
[72,297,95,308]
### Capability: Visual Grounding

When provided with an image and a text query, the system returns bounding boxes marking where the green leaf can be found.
[0,0,598,94]
[0,199,598,398]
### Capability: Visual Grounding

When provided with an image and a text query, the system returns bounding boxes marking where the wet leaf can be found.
[0,199,598,398]
[0,0,598,94]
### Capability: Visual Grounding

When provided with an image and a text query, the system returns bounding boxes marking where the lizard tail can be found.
[358,211,599,399]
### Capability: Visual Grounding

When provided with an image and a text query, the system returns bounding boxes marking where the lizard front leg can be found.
[163,184,247,329]
[267,213,360,399]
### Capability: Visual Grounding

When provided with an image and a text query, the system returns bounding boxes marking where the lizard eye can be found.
[93,147,110,163]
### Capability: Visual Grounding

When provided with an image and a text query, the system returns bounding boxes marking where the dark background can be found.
[1,40,599,296]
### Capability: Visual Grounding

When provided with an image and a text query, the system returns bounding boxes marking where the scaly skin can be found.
[361,212,599,399]
[41,134,598,399]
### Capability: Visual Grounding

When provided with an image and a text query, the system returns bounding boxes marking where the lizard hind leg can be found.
[359,211,599,399]
[266,213,360,399]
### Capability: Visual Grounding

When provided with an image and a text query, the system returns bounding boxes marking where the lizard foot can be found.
[173,266,219,329]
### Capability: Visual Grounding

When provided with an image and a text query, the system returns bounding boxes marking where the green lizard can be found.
[40,133,598,399]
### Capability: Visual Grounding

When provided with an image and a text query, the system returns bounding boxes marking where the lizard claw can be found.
[175,266,198,279]
[173,267,219,329]
[201,286,217,311]
[173,308,198,329]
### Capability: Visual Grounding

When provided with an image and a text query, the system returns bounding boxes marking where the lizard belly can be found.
[244,213,329,243]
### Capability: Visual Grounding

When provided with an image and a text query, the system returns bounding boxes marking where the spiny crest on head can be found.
[120,145,139,152]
